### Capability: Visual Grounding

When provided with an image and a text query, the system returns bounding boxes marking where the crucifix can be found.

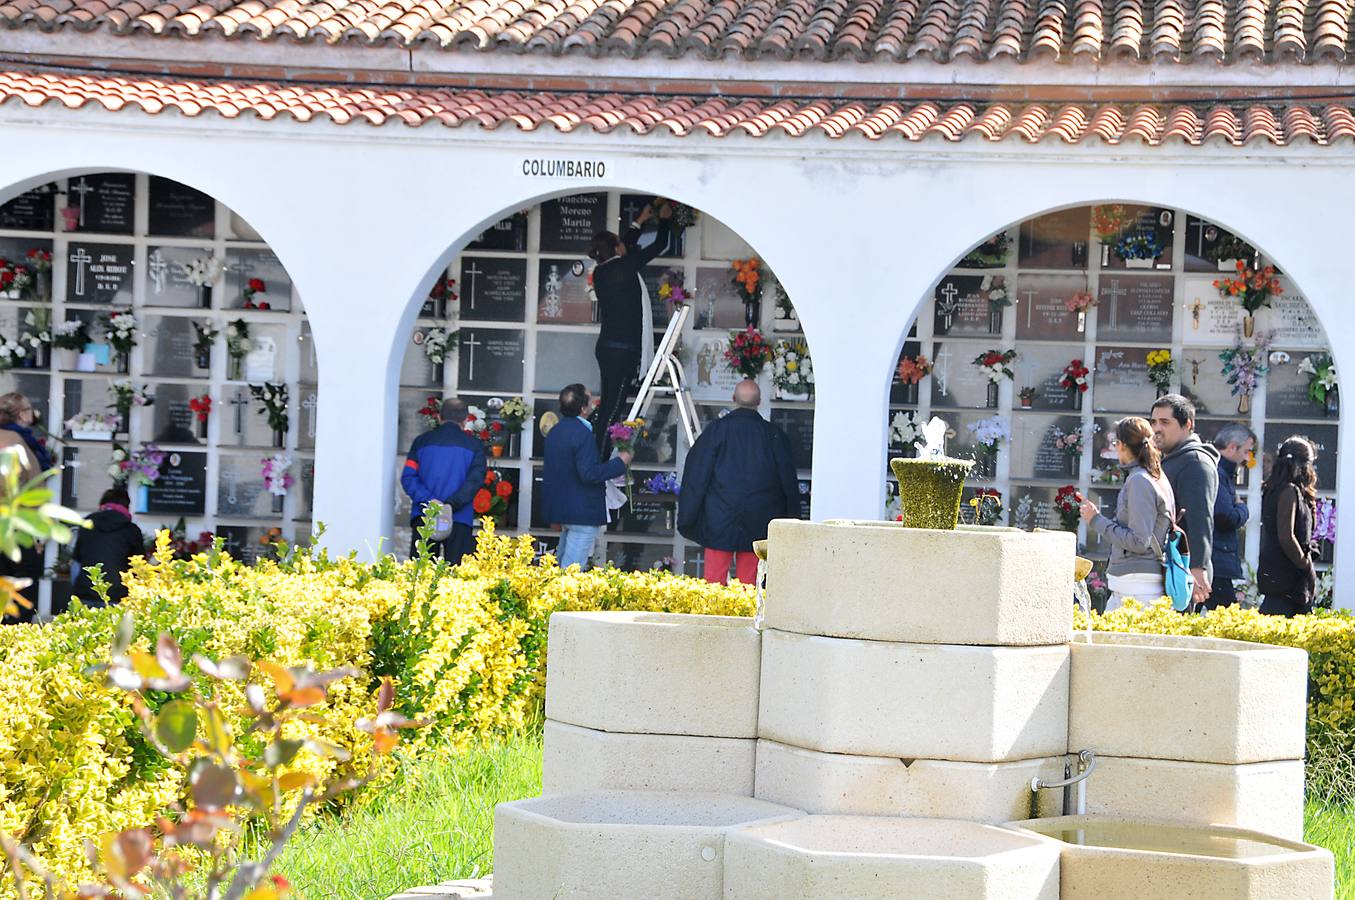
[620,197,647,228]
[70,177,93,227]
[1102,279,1127,329]
[934,344,954,397]
[228,389,250,442]
[1190,358,1202,386]
[463,262,484,311]
[1190,297,1204,330]
[69,247,92,296]
[148,250,168,294]
[302,392,318,438]
[462,331,483,382]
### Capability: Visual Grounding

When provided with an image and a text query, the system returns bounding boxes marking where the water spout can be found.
[1030,749,1097,817]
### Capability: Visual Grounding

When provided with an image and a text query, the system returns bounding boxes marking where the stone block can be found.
[544,720,756,796]
[763,519,1073,645]
[753,739,1065,821]
[722,815,1060,899]
[1009,816,1333,900]
[1068,632,1308,764]
[492,790,800,900]
[1084,755,1305,841]
[758,629,1069,762]
[546,612,761,738]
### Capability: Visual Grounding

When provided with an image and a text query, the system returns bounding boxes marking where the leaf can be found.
[129,648,167,681]
[242,887,280,900]
[282,686,325,708]
[189,762,238,812]
[245,683,268,714]
[257,660,295,696]
[194,653,250,681]
[263,738,304,769]
[374,730,400,754]
[200,703,233,756]
[113,613,135,655]
[303,738,351,762]
[377,676,394,713]
[277,771,317,793]
[154,699,197,753]
[155,633,182,678]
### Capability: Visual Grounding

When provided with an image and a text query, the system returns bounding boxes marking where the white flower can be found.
[1320,371,1338,390]
[1298,356,1318,376]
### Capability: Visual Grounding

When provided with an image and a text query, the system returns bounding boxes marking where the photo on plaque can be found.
[692,266,748,330]
[466,211,528,252]
[66,174,135,235]
[66,243,133,305]
[457,328,524,393]
[535,331,599,394]
[0,184,56,232]
[1091,346,1156,414]
[1011,343,1088,412]
[769,407,815,471]
[536,258,592,324]
[1265,353,1330,420]
[1183,216,1256,273]
[1099,206,1174,271]
[147,451,208,515]
[224,248,292,311]
[1013,274,1086,341]
[932,275,1001,337]
[147,177,216,239]
[686,334,742,402]
[540,193,607,254]
[1011,413,1084,480]
[1095,274,1174,343]
[459,256,527,322]
[930,340,997,409]
[1018,207,1090,270]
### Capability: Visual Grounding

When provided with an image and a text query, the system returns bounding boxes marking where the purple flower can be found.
[1315,499,1337,544]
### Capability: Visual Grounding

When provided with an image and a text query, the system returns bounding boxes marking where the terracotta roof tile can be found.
[4,67,1355,144]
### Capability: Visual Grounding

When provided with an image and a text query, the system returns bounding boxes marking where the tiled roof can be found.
[2,68,1354,144]
[3,0,1355,64]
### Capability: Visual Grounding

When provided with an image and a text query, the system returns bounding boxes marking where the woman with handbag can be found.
[1257,436,1319,617]
[1079,416,1176,612]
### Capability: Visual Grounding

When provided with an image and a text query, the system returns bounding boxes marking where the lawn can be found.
[271,732,1355,900]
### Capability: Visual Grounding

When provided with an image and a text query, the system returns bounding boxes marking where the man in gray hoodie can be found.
[1150,394,1220,609]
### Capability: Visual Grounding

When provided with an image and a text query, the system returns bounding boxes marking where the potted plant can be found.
[19,308,51,369]
[422,326,457,380]
[473,467,515,528]
[1213,262,1282,337]
[1114,231,1164,269]
[1018,387,1037,409]
[973,348,1017,408]
[498,396,530,456]
[64,410,118,441]
[0,259,33,300]
[1060,359,1090,410]
[52,319,92,371]
[637,471,680,530]
[418,395,442,431]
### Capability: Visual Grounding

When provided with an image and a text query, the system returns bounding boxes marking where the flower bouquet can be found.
[652,197,699,228]
[1053,426,1085,476]
[1219,333,1271,414]
[109,379,153,431]
[0,258,33,298]
[608,418,647,503]
[1213,262,1281,336]
[262,453,295,512]
[52,319,90,352]
[640,472,680,497]
[731,258,762,326]
[973,348,1016,407]
[225,319,251,379]
[249,382,290,446]
[1315,499,1337,562]
[896,354,932,403]
[23,248,52,301]
[1065,290,1096,332]
[190,393,212,437]
[417,396,442,430]
[1203,232,1256,271]
[19,308,51,368]
[423,326,457,368]
[192,320,218,369]
[1146,349,1176,396]
[1091,204,1131,242]
[982,276,1010,331]
[429,276,458,305]
[966,415,1009,478]
[890,410,923,456]
[473,467,514,525]
[959,231,1010,268]
[1054,484,1082,533]
[100,310,137,372]
[1114,231,1163,268]
[725,327,774,379]
[242,277,269,310]
[772,340,813,400]
[968,488,1003,526]
[1060,358,1090,409]
[65,411,118,440]
[1299,353,1339,416]
[463,405,487,436]
[658,268,689,307]
[771,283,799,332]
[180,255,222,307]
[114,444,167,488]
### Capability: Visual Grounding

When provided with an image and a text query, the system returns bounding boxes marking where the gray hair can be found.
[1213,422,1256,450]
[440,397,469,424]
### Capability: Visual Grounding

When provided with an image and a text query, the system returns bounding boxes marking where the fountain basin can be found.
[492,790,801,900]
[723,815,1060,899]
[546,612,761,738]
[758,629,1069,762]
[544,720,756,796]
[1006,815,1333,899]
[1069,632,1307,764]
[754,739,1065,821]
[764,519,1073,645]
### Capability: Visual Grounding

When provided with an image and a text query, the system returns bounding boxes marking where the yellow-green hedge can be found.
[0,525,753,888]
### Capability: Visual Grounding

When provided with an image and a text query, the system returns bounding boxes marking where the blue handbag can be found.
[1162,522,1193,612]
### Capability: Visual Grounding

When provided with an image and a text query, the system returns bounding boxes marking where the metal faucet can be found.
[1031,749,1097,816]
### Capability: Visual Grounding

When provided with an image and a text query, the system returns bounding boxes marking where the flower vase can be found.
[900,383,919,405]
[976,447,997,479]
[1072,241,1088,268]
[115,352,129,374]
[1238,393,1252,415]
[272,494,284,514]
[986,382,999,409]
[889,457,975,531]
[508,431,521,458]
[1242,314,1255,338]
[228,356,242,381]
[195,348,211,370]
[1020,396,1033,409]
[1125,257,1155,270]
[135,483,149,514]
[988,307,1003,334]
[1066,455,1079,478]
[197,418,209,440]
[199,285,213,309]
[664,507,675,531]
[1076,311,1087,333]
[272,428,285,449]
[744,300,760,327]
[1326,389,1340,418]
[35,270,50,302]
[54,348,74,371]
[1071,389,1083,411]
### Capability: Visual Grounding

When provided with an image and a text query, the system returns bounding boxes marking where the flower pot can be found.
[986,382,999,409]
[199,284,213,309]
[778,389,810,402]
[71,428,113,442]
[1071,389,1083,411]
[134,483,149,514]
[53,347,75,370]
[491,444,505,458]
[76,352,96,373]
[272,428,285,449]
[889,457,975,531]
[1242,314,1255,338]
[1238,393,1252,415]
[272,494,285,514]
[1124,258,1155,270]
[1326,389,1340,418]
[1020,397,1033,409]
[195,348,211,370]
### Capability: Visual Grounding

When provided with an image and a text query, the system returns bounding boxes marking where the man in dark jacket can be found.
[400,397,487,564]
[1150,394,1221,609]
[542,383,631,570]
[1208,423,1256,609]
[72,487,144,607]
[679,380,800,584]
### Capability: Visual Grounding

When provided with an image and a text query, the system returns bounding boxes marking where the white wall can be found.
[1,109,1353,602]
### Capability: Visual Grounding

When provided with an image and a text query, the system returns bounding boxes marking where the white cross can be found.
[1102,279,1128,328]
[302,393,318,438]
[939,283,959,305]
[148,250,168,294]
[223,462,238,505]
[1187,219,1209,257]
[462,331,482,382]
[934,345,954,397]
[70,177,93,227]
[464,262,484,310]
[69,247,92,296]
[1023,289,1039,329]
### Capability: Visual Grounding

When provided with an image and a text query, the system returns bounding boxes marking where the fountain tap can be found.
[1030,749,1097,816]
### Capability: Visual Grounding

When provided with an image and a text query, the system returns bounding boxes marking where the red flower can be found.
[495,480,514,498]
[258,302,271,310]
[473,489,492,513]
[484,472,495,485]
[248,278,266,293]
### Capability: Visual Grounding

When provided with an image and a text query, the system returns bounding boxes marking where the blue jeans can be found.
[557,524,603,571]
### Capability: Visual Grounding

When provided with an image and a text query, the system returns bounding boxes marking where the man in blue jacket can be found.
[542,383,632,570]
[401,397,487,564]
[1208,422,1256,609]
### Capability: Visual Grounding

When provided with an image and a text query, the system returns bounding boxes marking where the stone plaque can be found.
[461,257,526,322]
[633,402,679,465]
[1012,343,1086,411]
[216,454,269,517]
[147,177,215,238]
[1266,292,1326,349]
[396,389,436,458]
[1180,348,1242,418]
[1011,413,1082,480]
[692,266,747,330]
[1265,355,1327,420]
[770,407,814,471]
[1096,274,1174,343]
[59,443,116,510]
[0,184,55,231]
[1013,274,1085,341]
[540,193,607,253]
[145,246,213,308]
[296,458,316,518]
[224,248,291,311]
[243,335,278,383]
[795,478,811,520]
[466,211,528,252]
[1179,275,1242,346]
[457,328,524,392]
[606,541,676,573]
[930,340,997,409]
[151,383,203,445]
[933,275,997,337]
[147,451,208,514]
[1101,206,1174,270]
[66,243,133,305]
[1008,485,1063,532]
[1083,487,1123,559]
[68,174,134,235]
[1018,208,1090,270]
[617,490,675,536]
[536,258,592,324]
[1091,346,1155,415]
[146,316,199,378]
[298,323,319,385]
[687,333,742,402]
[216,525,269,564]
[1300,425,1339,491]
[641,264,677,330]
[1184,216,1254,273]
[535,331,598,394]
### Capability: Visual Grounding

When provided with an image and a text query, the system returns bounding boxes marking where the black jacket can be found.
[678,408,800,551]
[1161,435,1221,582]
[1212,456,1249,580]
[72,509,144,606]
[592,220,672,350]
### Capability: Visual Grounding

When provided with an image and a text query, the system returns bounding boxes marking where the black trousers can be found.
[409,522,475,566]
[1260,591,1310,618]
[1206,577,1239,610]
[593,342,641,453]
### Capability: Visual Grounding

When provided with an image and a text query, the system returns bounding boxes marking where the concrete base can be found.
[763,519,1074,646]
[492,791,801,900]
[1069,632,1307,764]
[1008,816,1334,900]
[758,628,1070,762]
[546,612,761,738]
[1085,755,1306,841]
[544,720,756,796]
[723,815,1060,899]
[754,739,1065,822]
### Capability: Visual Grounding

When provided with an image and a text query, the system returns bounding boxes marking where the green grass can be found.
[1309,800,1355,899]
[272,731,543,900]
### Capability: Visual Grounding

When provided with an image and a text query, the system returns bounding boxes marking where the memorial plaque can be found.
[642,264,677,329]
[1101,206,1174,270]
[1305,425,1339,491]
[68,174,135,235]
[770,407,814,471]
[1018,207,1090,270]
[295,390,319,451]
[945,411,998,472]
[397,388,436,451]
[298,323,319,385]
[535,331,599,394]
[0,184,55,231]
[1265,354,1327,420]
[224,248,291,311]
[146,316,199,378]
[1180,275,1242,346]
[1180,348,1241,418]
[1014,274,1085,341]
[795,479,811,520]
[890,339,926,405]
[531,399,556,461]
[295,458,316,518]
[1011,413,1082,480]
[457,328,524,392]
[217,455,271,517]
[1008,485,1063,532]
[148,177,215,238]
[216,525,268,564]
[535,258,591,324]
[620,194,686,257]
[1184,216,1255,273]
[540,193,607,253]
[687,333,743,402]
[930,340,997,409]
[1095,274,1174,343]
[145,246,214,308]
[466,212,528,252]
[459,257,526,322]
[692,266,747,330]
[618,489,675,536]
[932,275,998,337]
[1012,343,1086,411]
[530,466,550,527]
[1083,487,1123,559]
[634,402,680,466]
[606,541,676,573]
[1091,346,1156,414]
[59,443,116,510]
[1267,291,1326,349]
[147,451,208,514]
[66,243,133,305]
[151,383,204,445]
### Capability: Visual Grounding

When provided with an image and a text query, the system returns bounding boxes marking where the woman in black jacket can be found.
[587,201,674,450]
[72,488,145,607]
[1257,436,1319,617]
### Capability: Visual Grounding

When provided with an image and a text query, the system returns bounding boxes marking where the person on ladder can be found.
[587,200,675,453]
